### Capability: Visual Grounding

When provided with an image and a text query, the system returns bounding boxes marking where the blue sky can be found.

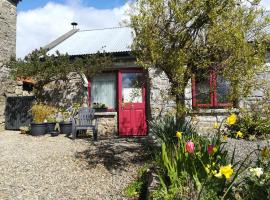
[16,0,270,58]
[18,0,127,11]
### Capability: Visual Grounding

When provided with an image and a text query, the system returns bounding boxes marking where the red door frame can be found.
[87,68,148,136]
[117,69,147,136]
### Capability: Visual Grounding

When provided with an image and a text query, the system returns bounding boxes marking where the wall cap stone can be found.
[94,112,117,116]
[191,108,239,115]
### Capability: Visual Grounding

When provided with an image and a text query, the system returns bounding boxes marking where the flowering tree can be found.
[130,0,270,121]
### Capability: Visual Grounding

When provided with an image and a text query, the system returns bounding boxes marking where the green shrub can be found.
[124,166,148,199]
[227,111,270,140]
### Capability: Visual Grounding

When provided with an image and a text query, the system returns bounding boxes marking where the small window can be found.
[23,82,34,92]
[192,71,232,108]
[90,73,116,109]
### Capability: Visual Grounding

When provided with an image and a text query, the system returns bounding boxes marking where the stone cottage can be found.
[0,0,26,130]
[43,26,269,137]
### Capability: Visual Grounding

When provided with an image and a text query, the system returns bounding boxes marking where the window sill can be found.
[191,108,239,115]
[94,112,117,116]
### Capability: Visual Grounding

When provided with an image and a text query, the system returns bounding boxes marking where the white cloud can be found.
[16,0,270,59]
[16,1,130,58]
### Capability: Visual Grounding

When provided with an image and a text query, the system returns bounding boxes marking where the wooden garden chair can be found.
[71,107,98,140]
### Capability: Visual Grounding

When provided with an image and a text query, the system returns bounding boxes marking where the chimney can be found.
[71,22,78,29]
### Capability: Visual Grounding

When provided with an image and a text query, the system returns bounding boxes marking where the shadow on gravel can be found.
[75,138,152,172]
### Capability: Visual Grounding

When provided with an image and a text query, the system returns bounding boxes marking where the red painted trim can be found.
[192,71,232,109]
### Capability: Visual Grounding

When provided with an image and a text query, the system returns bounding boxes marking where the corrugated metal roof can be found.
[47,27,133,56]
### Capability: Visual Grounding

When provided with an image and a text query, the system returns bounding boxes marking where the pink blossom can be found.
[186,141,195,153]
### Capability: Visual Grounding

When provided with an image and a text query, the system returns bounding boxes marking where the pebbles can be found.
[0,131,147,200]
[224,138,268,164]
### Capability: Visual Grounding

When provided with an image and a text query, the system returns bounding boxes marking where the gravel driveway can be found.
[0,131,148,200]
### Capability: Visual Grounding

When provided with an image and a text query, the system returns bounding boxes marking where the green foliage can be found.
[92,102,108,109]
[150,117,254,199]
[227,103,270,139]
[7,49,113,99]
[149,116,197,150]
[124,166,148,198]
[129,0,270,117]
[235,142,270,199]
[31,103,56,123]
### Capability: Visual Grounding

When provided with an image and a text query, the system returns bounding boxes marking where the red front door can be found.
[118,70,147,136]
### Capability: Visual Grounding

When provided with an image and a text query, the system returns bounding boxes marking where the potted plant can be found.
[59,103,82,135]
[59,107,73,135]
[46,114,57,134]
[30,103,53,136]
[92,102,108,112]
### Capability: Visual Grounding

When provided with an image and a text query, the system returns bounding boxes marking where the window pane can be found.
[91,73,116,109]
[216,76,230,103]
[195,75,211,105]
[122,73,143,103]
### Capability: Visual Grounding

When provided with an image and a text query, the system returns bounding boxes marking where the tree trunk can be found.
[175,92,186,125]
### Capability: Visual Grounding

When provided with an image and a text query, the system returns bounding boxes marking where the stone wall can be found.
[0,0,24,130]
[42,73,88,107]
[94,113,118,138]
[0,0,17,64]
[148,68,176,118]
[149,52,270,135]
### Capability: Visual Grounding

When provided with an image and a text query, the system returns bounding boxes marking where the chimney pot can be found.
[71,22,78,29]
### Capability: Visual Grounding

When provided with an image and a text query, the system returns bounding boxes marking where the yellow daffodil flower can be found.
[176,131,182,139]
[213,122,219,129]
[215,164,234,180]
[205,166,210,174]
[223,135,228,141]
[227,114,237,125]
[236,131,243,138]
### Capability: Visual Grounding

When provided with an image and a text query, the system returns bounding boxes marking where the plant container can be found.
[51,131,59,137]
[59,121,72,135]
[46,122,56,134]
[31,122,47,136]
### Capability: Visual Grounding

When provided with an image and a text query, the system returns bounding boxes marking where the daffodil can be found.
[250,167,264,178]
[227,114,237,125]
[213,122,219,129]
[236,131,244,138]
[260,147,270,159]
[223,135,228,141]
[176,131,182,139]
[205,165,210,174]
[215,164,234,180]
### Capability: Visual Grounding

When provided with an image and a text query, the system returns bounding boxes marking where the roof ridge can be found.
[79,26,130,32]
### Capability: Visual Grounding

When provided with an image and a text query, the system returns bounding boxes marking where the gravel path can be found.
[224,138,268,163]
[0,131,148,200]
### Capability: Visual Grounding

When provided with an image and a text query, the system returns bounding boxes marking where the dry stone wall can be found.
[0,0,24,130]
